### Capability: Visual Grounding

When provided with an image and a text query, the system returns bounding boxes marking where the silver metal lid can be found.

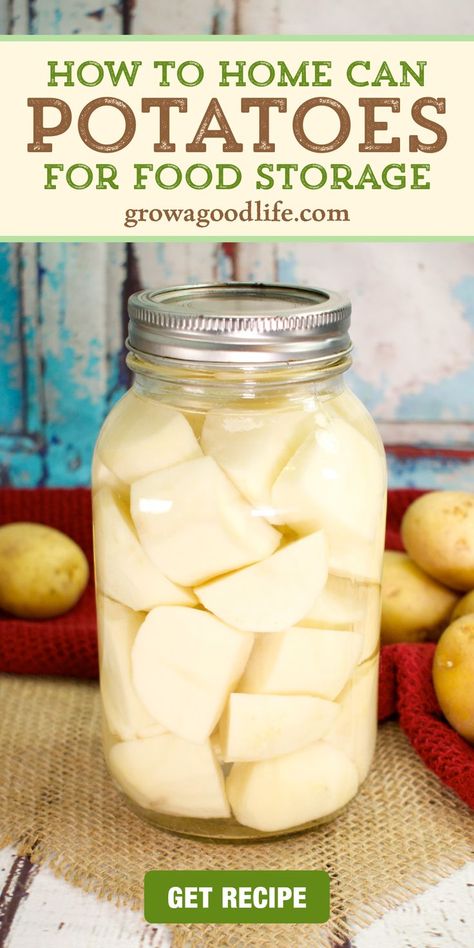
[127,282,351,365]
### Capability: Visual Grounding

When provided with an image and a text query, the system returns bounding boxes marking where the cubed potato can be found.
[219,693,339,762]
[324,654,379,782]
[201,406,313,509]
[304,573,364,626]
[196,531,328,633]
[130,456,281,586]
[226,741,358,832]
[302,574,381,663]
[92,453,128,499]
[131,606,254,743]
[98,596,165,742]
[271,417,385,581]
[97,390,201,483]
[240,625,362,700]
[93,487,195,612]
[328,388,385,454]
[328,536,384,584]
[108,733,230,818]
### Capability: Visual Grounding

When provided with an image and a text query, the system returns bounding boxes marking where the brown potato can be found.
[381,551,458,644]
[401,491,474,591]
[451,589,474,621]
[433,615,474,743]
[0,522,89,619]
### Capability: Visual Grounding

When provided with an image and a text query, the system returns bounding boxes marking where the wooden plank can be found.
[34,243,117,485]
[130,1,232,298]
[104,243,128,410]
[353,861,474,948]
[379,422,474,448]
[1,843,472,947]
[4,0,128,487]
[259,0,474,33]
[0,847,170,948]
[233,0,279,33]
[133,242,221,289]
[273,242,474,428]
[0,849,40,948]
[29,0,122,34]
[0,245,23,435]
[234,243,278,283]
[0,244,46,486]
[5,2,28,33]
[0,4,9,32]
[130,0,235,34]
[387,453,474,491]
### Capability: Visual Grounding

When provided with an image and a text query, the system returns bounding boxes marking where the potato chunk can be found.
[272,416,385,582]
[196,531,328,633]
[226,741,358,832]
[97,390,201,483]
[240,625,362,700]
[98,597,165,741]
[131,606,254,743]
[201,406,312,509]
[303,574,381,662]
[93,487,195,612]
[130,456,281,586]
[324,654,379,781]
[108,733,230,818]
[220,693,339,762]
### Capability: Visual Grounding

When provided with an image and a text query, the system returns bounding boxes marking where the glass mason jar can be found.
[92,282,387,840]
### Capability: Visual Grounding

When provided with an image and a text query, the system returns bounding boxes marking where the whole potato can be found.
[451,589,474,621]
[0,522,89,619]
[381,551,458,644]
[401,491,474,591]
[433,615,474,743]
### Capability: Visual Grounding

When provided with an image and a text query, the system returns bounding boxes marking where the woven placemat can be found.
[0,674,472,946]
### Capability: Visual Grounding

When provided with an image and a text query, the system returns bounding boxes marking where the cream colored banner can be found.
[0,39,472,238]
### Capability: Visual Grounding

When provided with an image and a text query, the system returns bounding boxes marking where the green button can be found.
[144,870,330,924]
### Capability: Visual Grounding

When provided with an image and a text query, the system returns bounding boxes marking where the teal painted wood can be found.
[0,0,127,486]
[387,453,474,490]
[0,245,23,434]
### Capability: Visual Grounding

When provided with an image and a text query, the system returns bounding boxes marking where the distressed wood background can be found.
[0,1,473,489]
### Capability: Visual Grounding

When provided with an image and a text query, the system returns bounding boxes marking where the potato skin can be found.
[0,522,89,619]
[401,491,474,591]
[433,615,474,743]
[381,551,458,645]
[451,589,474,621]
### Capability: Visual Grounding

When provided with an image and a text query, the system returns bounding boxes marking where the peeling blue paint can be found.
[454,275,474,328]
[0,245,23,433]
[276,251,298,285]
[0,443,44,487]
[394,277,474,423]
[396,362,474,424]
[40,325,108,486]
[346,367,387,416]
[388,453,474,490]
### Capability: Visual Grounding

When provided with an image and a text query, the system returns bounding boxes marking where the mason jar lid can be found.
[127,282,351,365]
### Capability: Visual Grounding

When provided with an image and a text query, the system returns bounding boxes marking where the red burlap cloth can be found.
[1,487,473,809]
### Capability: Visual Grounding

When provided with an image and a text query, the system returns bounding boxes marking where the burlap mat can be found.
[0,675,472,946]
